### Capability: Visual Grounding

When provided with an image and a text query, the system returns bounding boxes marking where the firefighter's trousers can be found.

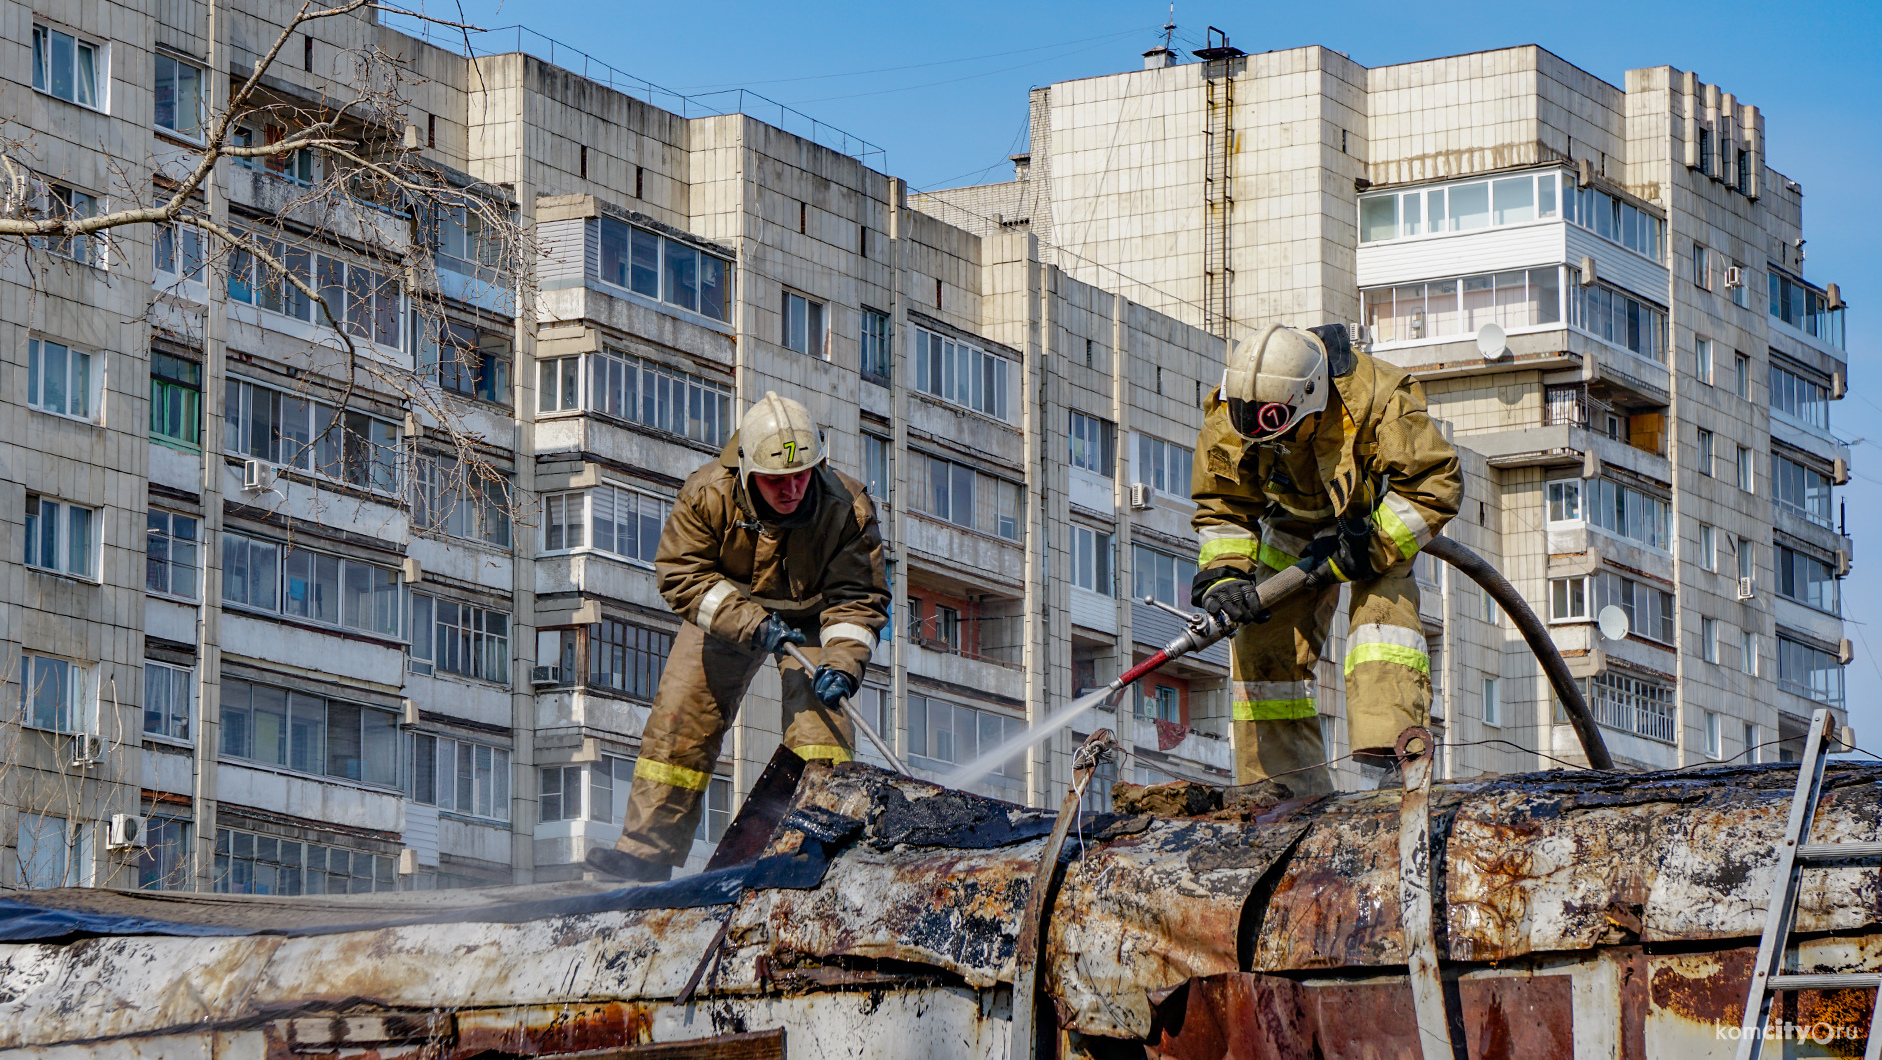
[1229,552,1429,794]
[613,622,853,866]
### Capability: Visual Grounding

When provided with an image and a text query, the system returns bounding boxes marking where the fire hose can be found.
[1096,535,1615,771]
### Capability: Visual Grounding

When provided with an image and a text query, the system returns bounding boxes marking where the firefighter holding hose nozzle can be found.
[586,392,889,883]
[1191,324,1461,794]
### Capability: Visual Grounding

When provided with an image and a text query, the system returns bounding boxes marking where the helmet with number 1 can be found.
[1222,323,1330,442]
[738,391,826,486]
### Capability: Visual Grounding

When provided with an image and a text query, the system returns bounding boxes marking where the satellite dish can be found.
[1597,605,1630,642]
[1476,322,1509,360]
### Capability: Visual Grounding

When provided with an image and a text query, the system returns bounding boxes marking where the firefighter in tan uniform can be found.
[586,393,889,882]
[1191,324,1461,793]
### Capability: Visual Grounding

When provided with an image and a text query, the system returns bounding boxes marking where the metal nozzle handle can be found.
[778,641,913,776]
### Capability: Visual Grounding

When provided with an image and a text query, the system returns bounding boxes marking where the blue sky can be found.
[409,0,1881,745]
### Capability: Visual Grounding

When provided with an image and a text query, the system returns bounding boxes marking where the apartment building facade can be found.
[917,42,1854,775]
[1,5,1234,894]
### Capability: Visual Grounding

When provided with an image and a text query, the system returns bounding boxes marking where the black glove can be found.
[754,614,808,656]
[1191,568,1271,626]
[1298,520,1378,583]
[812,665,857,708]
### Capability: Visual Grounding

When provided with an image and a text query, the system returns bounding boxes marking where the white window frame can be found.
[539,484,671,565]
[1481,676,1500,727]
[152,51,206,140]
[409,731,512,822]
[911,325,1015,424]
[593,216,734,324]
[1362,266,1565,348]
[143,660,193,743]
[31,23,107,112]
[153,221,209,296]
[1701,617,1719,663]
[782,290,827,358]
[408,593,511,685]
[1069,411,1115,476]
[1704,711,1722,758]
[146,509,201,600]
[221,530,404,639]
[1696,429,1714,476]
[1545,479,1582,524]
[1069,524,1114,597]
[1132,545,1198,609]
[1698,524,1717,571]
[17,812,90,890]
[25,494,98,579]
[538,764,585,823]
[20,653,95,734]
[27,338,100,422]
[1548,576,1588,622]
[580,348,733,446]
[1695,338,1713,385]
[1736,445,1755,493]
[222,376,403,495]
[1740,631,1759,676]
[1136,433,1195,495]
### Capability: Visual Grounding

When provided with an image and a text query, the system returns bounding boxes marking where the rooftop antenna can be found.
[1164,3,1176,50]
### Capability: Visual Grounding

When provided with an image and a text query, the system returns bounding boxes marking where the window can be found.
[409,595,509,684]
[1769,360,1830,430]
[1481,677,1500,727]
[409,733,511,820]
[153,53,204,137]
[1479,586,1500,625]
[32,24,101,108]
[1070,525,1114,596]
[434,203,505,274]
[932,605,962,650]
[909,453,1023,540]
[1731,261,1751,309]
[1693,243,1710,290]
[421,320,511,405]
[1744,722,1761,765]
[34,183,100,264]
[27,338,96,420]
[146,510,200,599]
[694,775,733,844]
[1735,353,1752,399]
[541,485,671,563]
[222,532,403,638]
[538,356,580,413]
[21,654,92,733]
[24,495,96,578]
[782,291,827,356]
[138,818,190,890]
[854,686,896,768]
[1740,631,1759,675]
[1133,545,1198,608]
[1778,636,1844,706]
[215,827,394,895]
[1550,477,1669,550]
[907,694,1025,789]
[863,434,890,500]
[153,222,206,287]
[1362,267,1561,344]
[1698,524,1716,571]
[861,308,892,381]
[1549,576,1587,621]
[1358,171,1560,242]
[1704,711,1721,759]
[150,351,202,446]
[1695,338,1713,385]
[1738,537,1755,582]
[1736,446,1754,492]
[411,454,512,547]
[17,813,85,890]
[1069,411,1116,476]
[1771,455,1832,527]
[1136,683,1180,723]
[1769,270,1845,349]
[223,379,401,493]
[539,765,585,822]
[144,661,192,740]
[1588,672,1675,743]
[588,618,672,699]
[578,349,734,446]
[1137,434,1194,495]
[912,326,1015,423]
[227,240,403,349]
[1570,283,1667,361]
[219,678,400,785]
[1593,570,1675,644]
[1696,429,1714,476]
[1777,544,1839,613]
[595,217,732,322]
[1701,617,1719,663]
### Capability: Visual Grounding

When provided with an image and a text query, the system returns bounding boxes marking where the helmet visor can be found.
[1228,398,1302,441]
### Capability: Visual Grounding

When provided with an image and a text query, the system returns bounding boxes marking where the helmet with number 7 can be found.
[738,391,827,487]
[1222,323,1330,442]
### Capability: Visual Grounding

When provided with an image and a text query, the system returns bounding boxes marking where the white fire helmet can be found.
[1222,324,1330,441]
[738,391,826,485]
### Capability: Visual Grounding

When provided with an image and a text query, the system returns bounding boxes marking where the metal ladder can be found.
[1735,707,1882,1060]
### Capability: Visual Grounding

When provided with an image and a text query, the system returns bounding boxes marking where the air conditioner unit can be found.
[70,733,103,767]
[530,665,563,688]
[1724,265,1744,289]
[1128,483,1155,510]
[107,813,146,850]
[1737,577,1756,601]
[1344,322,1373,347]
[242,459,275,492]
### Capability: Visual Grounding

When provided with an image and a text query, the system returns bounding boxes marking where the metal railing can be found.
[379,18,888,170]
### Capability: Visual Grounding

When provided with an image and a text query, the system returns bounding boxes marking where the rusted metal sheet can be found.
[1046,816,1307,1038]
[1251,793,1406,970]
[1143,971,1574,1060]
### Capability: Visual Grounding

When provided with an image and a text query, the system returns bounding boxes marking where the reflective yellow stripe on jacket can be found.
[634,757,712,792]
[793,744,854,763]
[1231,679,1318,721]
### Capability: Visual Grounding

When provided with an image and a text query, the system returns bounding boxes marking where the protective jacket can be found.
[1193,346,1461,578]
[656,437,889,682]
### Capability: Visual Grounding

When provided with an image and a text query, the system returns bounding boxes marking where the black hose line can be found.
[1423,536,1616,770]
